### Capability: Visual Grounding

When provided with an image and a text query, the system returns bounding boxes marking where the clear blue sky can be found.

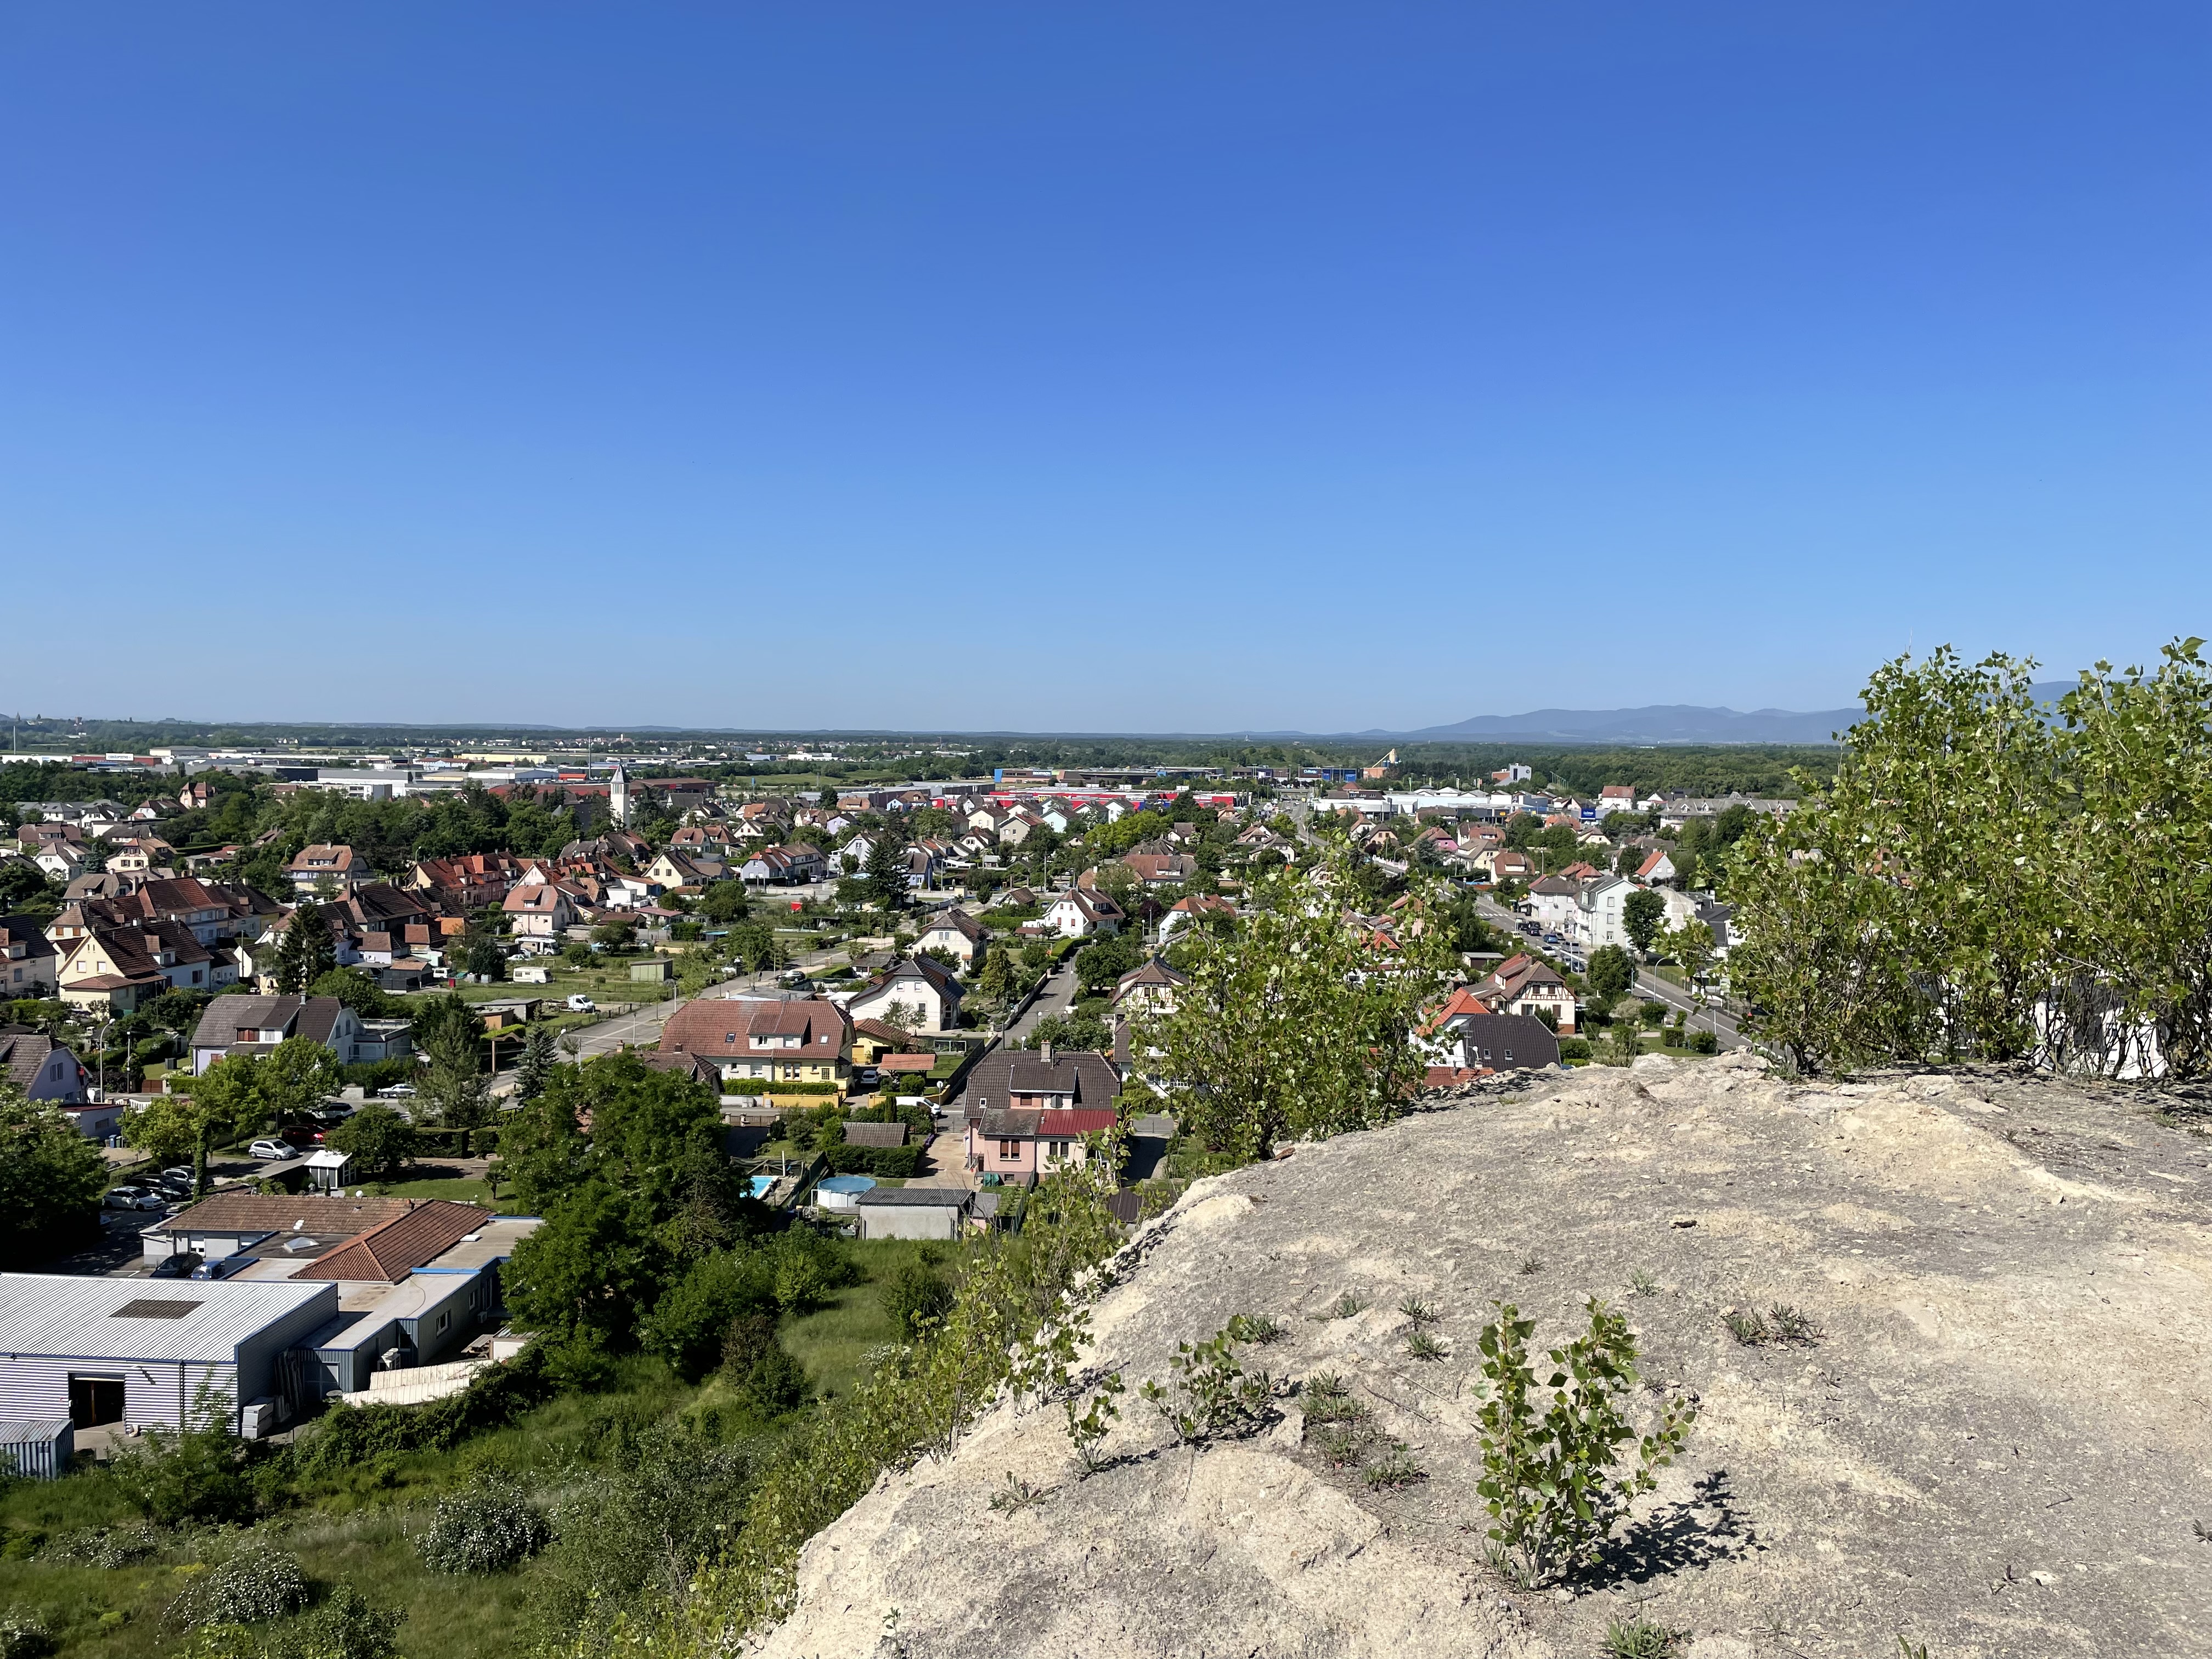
[3,4,2205,733]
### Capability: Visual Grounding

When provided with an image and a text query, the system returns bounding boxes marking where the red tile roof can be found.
[293,1200,488,1283]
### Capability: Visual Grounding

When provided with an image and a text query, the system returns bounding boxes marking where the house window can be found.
[998,1139,1018,1160]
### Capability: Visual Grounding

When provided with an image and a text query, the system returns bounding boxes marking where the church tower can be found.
[608,759,630,826]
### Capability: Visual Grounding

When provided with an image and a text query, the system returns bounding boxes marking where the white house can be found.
[842,956,965,1034]
[1045,888,1123,939]
[1573,875,1637,953]
[915,909,988,966]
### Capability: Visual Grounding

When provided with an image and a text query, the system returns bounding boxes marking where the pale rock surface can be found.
[754,1053,2212,1658]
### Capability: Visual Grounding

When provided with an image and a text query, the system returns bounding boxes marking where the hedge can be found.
[819,1144,922,1179]
[723,1080,843,1097]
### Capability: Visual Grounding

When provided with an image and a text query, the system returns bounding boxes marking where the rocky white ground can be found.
[754,1053,2212,1659]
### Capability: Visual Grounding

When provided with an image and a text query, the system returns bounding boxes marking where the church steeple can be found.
[609,759,630,826]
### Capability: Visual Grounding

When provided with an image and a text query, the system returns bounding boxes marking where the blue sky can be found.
[2,3,2205,733]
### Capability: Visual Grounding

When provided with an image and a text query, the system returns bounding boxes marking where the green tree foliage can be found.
[110,1418,256,1526]
[1726,640,2212,1079]
[461,934,506,981]
[510,1022,559,1103]
[864,836,909,910]
[637,1248,783,1381]
[304,967,395,1019]
[1074,930,1145,995]
[273,906,336,994]
[128,1056,272,1189]
[880,1257,955,1340]
[325,1104,419,1177]
[0,1086,108,1266]
[527,1423,758,1650]
[256,1036,342,1127]
[407,993,487,1130]
[500,1055,760,1353]
[1585,945,1634,1002]
[697,881,750,923]
[1622,889,1666,952]
[0,860,63,923]
[1132,838,1462,1161]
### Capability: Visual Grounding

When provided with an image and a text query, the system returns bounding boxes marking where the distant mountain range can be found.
[1370,684,2078,746]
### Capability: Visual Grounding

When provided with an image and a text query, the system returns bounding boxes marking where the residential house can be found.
[843,956,964,1034]
[0,918,60,998]
[188,995,408,1074]
[1437,1011,1560,1075]
[1573,874,1637,954]
[1110,956,1187,1017]
[1468,952,1578,1032]
[1120,851,1197,887]
[643,849,719,891]
[286,844,368,897]
[326,883,441,946]
[738,844,826,886]
[405,854,523,915]
[32,845,89,882]
[503,882,580,947]
[0,1031,87,1106]
[1524,876,1581,933]
[1043,888,1122,940]
[959,1049,1121,1184]
[54,919,222,1013]
[657,996,851,1088]
[1157,893,1235,943]
[1634,849,1678,886]
[904,843,943,889]
[1489,849,1536,884]
[914,909,988,967]
[997,810,1047,847]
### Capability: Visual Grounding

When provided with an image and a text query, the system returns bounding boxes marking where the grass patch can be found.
[365,1175,526,1211]
[0,1356,719,1659]
[778,1240,970,1402]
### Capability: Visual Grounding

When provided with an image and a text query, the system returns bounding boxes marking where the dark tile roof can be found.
[854,1187,969,1207]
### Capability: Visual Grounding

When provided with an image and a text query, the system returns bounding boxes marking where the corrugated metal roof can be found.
[0,1274,336,1364]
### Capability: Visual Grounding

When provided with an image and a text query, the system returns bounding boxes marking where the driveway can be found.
[1005,962,1078,1042]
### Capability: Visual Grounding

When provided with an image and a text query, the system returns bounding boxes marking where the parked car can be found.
[565,995,596,1012]
[188,1255,250,1282]
[150,1252,201,1279]
[104,1188,165,1212]
[248,1139,297,1160]
[160,1167,195,1186]
[374,1084,414,1099]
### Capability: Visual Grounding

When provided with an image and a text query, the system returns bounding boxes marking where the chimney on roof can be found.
[1040,1041,1052,1065]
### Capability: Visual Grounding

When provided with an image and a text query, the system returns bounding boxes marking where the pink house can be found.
[958,1047,1122,1186]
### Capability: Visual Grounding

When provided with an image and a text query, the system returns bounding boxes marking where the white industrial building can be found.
[0,1274,337,1435]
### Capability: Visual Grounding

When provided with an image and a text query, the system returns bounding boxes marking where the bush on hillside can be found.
[416,1476,551,1575]
[169,1549,311,1627]
[111,1423,255,1527]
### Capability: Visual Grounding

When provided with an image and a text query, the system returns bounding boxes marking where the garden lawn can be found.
[778,1239,969,1402]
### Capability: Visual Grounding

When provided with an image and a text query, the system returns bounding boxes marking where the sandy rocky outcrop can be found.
[754,1053,2212,1659]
